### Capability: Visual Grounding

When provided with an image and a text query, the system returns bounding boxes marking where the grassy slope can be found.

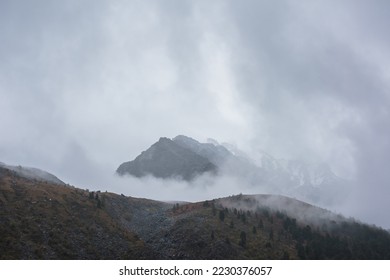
[0,167,152,259]
[164,196,390,259]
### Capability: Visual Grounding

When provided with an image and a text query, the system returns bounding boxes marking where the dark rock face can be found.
[115,135,349,209]
[116,135,256,181]
[172,135,232,166]
[116,137,217,181]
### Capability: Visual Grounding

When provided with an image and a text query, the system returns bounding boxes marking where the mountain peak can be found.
[116,136,217,180]
[158,137,171,142]
[172,135,200,146]
[116,135,349,208]
[173,135,195,141]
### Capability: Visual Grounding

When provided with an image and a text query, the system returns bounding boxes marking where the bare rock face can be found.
[172,135,231,166]
[116,137,217,181]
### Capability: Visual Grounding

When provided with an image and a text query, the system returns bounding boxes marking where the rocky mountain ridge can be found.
[116,137,217,180]
[116,135,349,207]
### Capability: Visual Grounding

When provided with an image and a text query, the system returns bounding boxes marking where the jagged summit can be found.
[116,137,217,180]
[116,135,349,207]
[173,135,231,166]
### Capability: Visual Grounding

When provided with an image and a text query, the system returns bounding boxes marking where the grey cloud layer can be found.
[1,0,390,228]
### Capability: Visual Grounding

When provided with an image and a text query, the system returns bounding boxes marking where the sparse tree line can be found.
[201,197,390,259]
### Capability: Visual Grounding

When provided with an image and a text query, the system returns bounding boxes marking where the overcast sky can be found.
[1,0,390,228]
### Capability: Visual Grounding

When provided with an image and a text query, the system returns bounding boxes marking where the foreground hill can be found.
[0,166,152,259]
[0,162,65,185]
[1,166,390,259]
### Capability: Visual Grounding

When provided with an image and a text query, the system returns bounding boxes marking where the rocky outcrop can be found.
[116,137,217,181]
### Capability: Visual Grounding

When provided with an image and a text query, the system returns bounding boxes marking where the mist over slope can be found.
[0,162,65,186]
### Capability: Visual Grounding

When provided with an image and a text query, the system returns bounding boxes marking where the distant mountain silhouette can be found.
[116,135,350,207]
[116,137,217,180]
